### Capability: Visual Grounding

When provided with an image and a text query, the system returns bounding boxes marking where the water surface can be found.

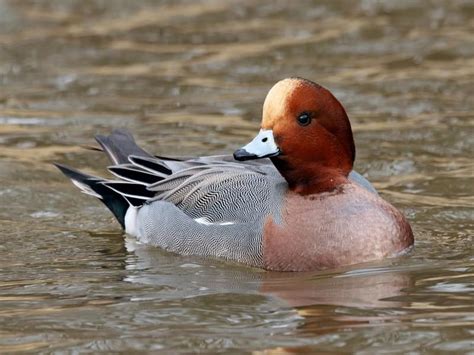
[0,0,473,353]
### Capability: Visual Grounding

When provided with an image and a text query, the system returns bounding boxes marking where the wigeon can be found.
[56,78,414,271]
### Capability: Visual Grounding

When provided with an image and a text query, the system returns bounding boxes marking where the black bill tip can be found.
[233,148,282,161]
[233,148,258,161]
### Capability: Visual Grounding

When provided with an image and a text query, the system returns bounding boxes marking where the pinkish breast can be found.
[262,183,413,271]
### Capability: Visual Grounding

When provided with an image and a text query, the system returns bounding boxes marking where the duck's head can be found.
[234,78,355,194]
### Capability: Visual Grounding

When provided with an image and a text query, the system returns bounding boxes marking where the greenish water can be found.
[0,0,473,352]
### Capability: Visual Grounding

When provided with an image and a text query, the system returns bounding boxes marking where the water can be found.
[1,0,473,352]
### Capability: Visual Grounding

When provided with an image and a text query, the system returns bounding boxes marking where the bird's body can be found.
[57,78,413,271]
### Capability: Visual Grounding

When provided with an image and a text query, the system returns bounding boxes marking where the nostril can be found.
[262,137,268,143]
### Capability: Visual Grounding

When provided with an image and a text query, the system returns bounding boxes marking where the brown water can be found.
[1,0,473,353]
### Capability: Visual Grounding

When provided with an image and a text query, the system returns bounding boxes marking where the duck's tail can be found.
[55,129,160,229]
[55,164,131,228]
[94,129,153,165]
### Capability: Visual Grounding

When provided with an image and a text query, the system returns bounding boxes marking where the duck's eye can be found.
[297,112,311,126]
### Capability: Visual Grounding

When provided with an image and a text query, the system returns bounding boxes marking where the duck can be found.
[56,77,414,272]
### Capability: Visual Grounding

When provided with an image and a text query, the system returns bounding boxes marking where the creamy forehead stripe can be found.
[262,79,300,126]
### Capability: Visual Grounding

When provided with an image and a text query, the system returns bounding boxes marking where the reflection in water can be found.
[262,270,412,309]
[0,0,473,352]
[125,238,412,308]
[125,238,418,345]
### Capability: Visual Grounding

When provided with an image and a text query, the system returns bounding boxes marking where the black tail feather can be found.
[95,129,153,165]
[54,163,130,229]
[55,130,166,229]
[102,181,155,200]
[108,165,163,185]
[128,155,172,175]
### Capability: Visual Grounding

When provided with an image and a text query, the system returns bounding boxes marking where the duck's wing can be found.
[106,153,283,223]
[145,162,284,224]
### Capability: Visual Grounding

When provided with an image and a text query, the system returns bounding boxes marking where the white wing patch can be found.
[194,217,235,226]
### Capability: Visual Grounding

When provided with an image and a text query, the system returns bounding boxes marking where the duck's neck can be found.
[271,157,350,195]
